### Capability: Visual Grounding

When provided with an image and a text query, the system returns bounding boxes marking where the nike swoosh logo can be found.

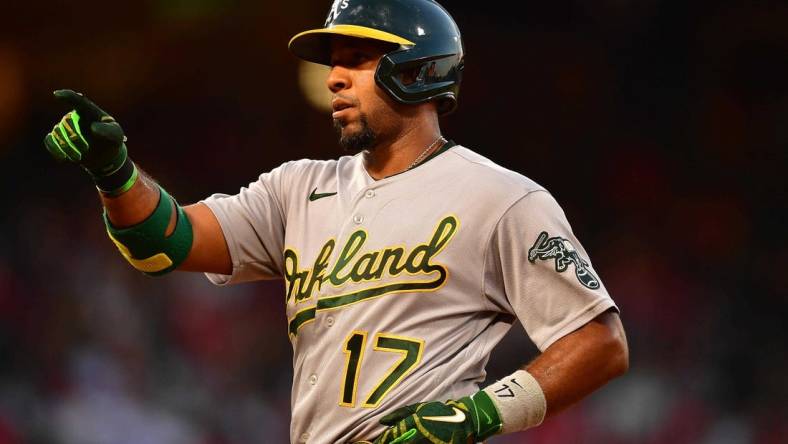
[422,407,466,423]
[309,188,337,201]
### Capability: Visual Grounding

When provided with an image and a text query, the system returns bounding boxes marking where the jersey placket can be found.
[294,181,388,443]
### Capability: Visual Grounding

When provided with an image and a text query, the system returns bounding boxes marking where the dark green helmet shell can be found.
[289,0,464,114]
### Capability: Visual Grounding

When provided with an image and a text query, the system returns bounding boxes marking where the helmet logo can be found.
[325,0,351,26]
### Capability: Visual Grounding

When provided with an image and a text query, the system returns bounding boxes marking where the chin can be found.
[334,116,377,152]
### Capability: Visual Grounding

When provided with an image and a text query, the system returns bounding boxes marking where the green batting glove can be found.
[44,89,138,195]
[373,393,502,444]
[44,89,128,177]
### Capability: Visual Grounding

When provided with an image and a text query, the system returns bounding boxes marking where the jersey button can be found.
[300,432,310,442]
[365,189,375,198]
[353,215,364,224]
[308,374,318,385]
[326,316,334,327]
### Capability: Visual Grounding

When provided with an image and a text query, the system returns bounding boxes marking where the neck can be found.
[363,120,442,180]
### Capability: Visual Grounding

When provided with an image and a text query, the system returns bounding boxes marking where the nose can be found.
[326,65,350,94]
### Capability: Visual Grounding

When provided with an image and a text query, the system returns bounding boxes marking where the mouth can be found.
[332,98,354,119]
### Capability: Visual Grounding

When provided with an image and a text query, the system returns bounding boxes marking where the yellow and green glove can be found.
[373,393,502,444]
[44,89,137,196]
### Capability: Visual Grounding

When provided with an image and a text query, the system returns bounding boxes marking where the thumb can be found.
[90,121,125,145]
[380,404,421,426]
[53,89,107,121]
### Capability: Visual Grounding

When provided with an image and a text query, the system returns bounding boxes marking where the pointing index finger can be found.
[53,89,106,121]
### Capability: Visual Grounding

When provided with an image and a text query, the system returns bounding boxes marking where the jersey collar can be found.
[381,138,457,179]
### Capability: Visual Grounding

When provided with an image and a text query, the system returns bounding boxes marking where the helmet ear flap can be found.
[436,96,457,115]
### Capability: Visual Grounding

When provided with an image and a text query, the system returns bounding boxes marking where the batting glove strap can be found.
[462,392,504,440]
[92,151,139,197]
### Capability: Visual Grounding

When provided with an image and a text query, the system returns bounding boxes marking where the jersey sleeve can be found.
[200,163,290,285]
[483,190,617,351]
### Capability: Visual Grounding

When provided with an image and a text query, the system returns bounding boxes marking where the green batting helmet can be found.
[289,0,465,115]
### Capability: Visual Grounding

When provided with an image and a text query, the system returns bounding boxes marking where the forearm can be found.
[525,309,629,419]
[100,166,167,228]
[83,138,230,273]
[99,167,231,275]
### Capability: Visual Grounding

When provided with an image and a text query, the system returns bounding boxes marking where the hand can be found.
[44,89,127,176]
[373,394,502,444]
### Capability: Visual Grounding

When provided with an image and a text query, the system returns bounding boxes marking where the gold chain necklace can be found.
[406,136,447,171]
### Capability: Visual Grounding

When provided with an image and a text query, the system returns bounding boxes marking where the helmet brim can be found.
[288,24,415,66]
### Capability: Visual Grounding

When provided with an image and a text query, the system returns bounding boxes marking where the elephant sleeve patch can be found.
[527,231,601,290]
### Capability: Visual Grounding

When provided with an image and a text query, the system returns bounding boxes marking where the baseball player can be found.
[43,0,628,443]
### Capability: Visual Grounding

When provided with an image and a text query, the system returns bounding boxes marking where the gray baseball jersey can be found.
[201,143,617,444]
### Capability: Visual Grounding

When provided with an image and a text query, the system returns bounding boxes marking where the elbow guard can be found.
[104,186,194,276]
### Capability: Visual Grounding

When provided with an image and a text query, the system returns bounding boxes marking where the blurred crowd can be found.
[0,1,786,443]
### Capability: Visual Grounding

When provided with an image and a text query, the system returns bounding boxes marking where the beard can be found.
[334,114,378,152]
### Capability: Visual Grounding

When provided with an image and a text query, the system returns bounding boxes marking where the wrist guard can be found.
[482,369,546,434]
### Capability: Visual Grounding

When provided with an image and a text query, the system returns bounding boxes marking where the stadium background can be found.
[0,1,786,442]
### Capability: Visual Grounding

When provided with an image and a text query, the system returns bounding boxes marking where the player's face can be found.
[327,37,404,152]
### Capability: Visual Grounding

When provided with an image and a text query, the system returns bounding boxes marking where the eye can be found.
[329,48,376,67]
[351,51,371,65]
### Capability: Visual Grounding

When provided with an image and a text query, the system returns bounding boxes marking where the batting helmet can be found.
[288,0,464,115]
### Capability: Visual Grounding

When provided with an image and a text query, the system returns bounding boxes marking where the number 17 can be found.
[340,330,424,408]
